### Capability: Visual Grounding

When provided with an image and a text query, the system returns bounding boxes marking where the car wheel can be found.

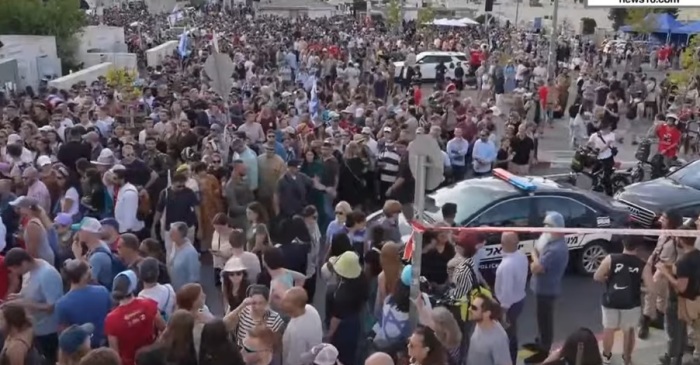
[577,240,609,275]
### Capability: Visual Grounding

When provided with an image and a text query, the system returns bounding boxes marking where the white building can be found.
[256,0,339,18]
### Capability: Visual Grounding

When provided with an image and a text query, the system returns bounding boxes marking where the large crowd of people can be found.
[0,2,699,365]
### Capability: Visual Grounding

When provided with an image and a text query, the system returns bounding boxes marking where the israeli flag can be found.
[177,30,189,58]
[308,76,318,118]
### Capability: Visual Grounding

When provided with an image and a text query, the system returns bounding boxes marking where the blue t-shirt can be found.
[55,285,112,347]
[20,260,64,336]
[530,238,569,296]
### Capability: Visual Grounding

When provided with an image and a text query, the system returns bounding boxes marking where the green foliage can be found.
[608,8,678,31]
[581,17,597,35]
[386,0,401,28]
[0,0,86,67]
[669,35,700,91]
[626,8,656,35]
[417,4,435,28]
[475,14,496,25]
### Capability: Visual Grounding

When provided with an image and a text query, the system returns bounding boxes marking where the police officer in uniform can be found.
[594,236,651,365]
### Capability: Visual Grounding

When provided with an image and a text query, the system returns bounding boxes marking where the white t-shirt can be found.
[588,131,616,160]
[139,283,176,319]
[61,187,80,217]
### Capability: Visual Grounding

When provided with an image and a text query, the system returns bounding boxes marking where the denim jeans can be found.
[666,294,687,365]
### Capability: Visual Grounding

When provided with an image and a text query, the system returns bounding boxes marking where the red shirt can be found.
[538,85,549,105]
[0,257,10,301]
[656,124,681,158]
[413,88,423,105]
[105,298,158,365]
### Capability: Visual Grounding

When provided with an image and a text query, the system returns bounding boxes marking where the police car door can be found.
[465,197,537,272]
[532,196,607,253]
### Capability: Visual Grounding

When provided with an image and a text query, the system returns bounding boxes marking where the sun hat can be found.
[59,324,94,354]
[328,251,361,279]
[53,213,73,227]
[222,257,247,273]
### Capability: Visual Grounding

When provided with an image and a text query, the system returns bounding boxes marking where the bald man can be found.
[365,352,394,365]
[495,231,529,365]
[281,287,323,365]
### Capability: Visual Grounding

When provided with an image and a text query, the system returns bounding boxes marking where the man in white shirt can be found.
[111,168,145,235]
[282,287,322,365]
[361,127,378,157]
[446,127,470,181]
[533,62,547,86]
[495,232,529,365]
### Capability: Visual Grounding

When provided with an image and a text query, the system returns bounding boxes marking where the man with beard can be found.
[524,211,569,363]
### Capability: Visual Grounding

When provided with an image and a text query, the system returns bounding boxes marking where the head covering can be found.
[300,344,339,365]
[75,217,102,234]
[544,211,565,228]
[91,149,115,166]
[222,257,247,273]
[36,155,52,168]
[112,270,138,296]
[59,324,94,354]
[9,196,39,209]
[100,218,120,232]
[329,251,361,279]
[7,134,21,145]
[53,213,73,227]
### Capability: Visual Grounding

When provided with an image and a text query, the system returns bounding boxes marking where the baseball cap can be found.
[73,217,102,234]
[59,324,94,354]
[9,196,39,209]
[36,155,52,168]
[54,213,73,227]
[300,344,339,365]
[100,218,119,232]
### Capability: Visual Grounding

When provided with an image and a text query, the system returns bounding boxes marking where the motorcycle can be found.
[568,145,631,195]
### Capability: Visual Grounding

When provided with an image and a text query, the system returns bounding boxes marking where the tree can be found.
[386,0,401,29]
[0,0,86,70]
[608,8,678,31]
[416,3,435,28]
[669,35,700,97]
[626,8,656,35]
[581,17,597,35]
[475,14,497,25]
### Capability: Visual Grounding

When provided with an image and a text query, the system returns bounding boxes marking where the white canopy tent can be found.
[457,17,479,25]
[430,18,479,27]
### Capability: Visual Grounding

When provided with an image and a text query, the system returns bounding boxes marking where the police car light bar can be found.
[492,168,536,192]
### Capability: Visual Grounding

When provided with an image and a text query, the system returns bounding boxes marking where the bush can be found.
[581,17,597,35]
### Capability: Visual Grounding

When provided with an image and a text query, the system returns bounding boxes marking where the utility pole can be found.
[546,0,559,80]
[408,156,426,328]
[514,0,520,27]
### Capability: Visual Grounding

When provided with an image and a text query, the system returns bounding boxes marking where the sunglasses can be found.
[228,271,245,276]
[242,345,269,353]
[335,211,344,216]
[212,160,222,164]
[470,304,480,311]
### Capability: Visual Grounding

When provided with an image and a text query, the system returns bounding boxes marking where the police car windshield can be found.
[424,179,517,224]
[666,160,700,189]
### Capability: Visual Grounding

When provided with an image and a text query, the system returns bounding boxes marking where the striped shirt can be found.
[378,146,401,183]
[235,307,285,346]
[449,258,476,300]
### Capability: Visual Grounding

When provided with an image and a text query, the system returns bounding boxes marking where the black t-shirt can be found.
[421,244,456,285]
[156,187,199,228]
[123,159,152,187]
[394,156,415,204]
[676,249,700,300]
[57,141,91,174]
[510,136,535,165]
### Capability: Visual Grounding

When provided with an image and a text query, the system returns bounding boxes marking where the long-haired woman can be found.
[407,326,447,365]
[54,165,81,221]
[211,213,235,285]
[221,257,251,313]
[175,283,215,357]
[14,197,55,264]
[376,242,404,314]
[157,309,197,365]
[0,304,42,365]
[199,320,245,365]
[542,327,603,365]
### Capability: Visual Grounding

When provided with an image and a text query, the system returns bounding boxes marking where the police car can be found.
[368,169,630,276]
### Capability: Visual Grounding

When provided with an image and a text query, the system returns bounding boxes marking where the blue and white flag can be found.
[177,30,189,58]
[308,76,318,119]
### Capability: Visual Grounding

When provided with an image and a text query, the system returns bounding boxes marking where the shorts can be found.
[601,306,641,330]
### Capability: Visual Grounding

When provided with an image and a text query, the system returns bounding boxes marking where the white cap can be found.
[7,134,21,145]
[36,155,52,168]
[78,217,102,234]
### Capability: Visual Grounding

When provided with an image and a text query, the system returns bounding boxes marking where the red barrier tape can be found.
[403,221,699,260]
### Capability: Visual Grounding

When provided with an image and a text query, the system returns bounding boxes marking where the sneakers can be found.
[603,352,613,365]
[639,315,651,339]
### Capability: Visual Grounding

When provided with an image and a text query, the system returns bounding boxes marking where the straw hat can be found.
[328,251,362,279]
[223,257,247,273]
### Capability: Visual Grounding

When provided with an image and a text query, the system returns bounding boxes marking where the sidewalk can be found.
[517,328,668,365]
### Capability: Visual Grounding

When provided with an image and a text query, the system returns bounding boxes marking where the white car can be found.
[393,51,469,81]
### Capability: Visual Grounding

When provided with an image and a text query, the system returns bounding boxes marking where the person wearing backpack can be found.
[70,218,125,289]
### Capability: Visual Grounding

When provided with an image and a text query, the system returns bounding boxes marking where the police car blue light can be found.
[492,168,537,192]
